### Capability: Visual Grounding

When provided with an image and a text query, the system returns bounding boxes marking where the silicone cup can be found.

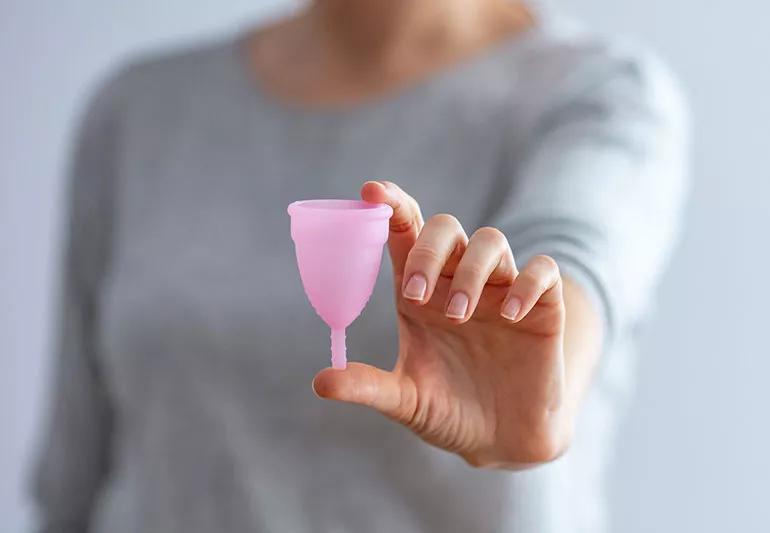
[288,199,393,369]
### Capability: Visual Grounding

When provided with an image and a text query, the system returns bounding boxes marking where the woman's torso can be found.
[91,23,630,533]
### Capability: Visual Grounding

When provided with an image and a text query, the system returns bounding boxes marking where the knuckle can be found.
[429,213,463,232]
[472,226,508,249]
[518,270,544,290]
[408,243,445,265]
[390,219,415,234]
[532,254,559,274]
[456,261,488,280]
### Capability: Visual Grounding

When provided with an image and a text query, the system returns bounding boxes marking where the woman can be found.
[33,0,688,532]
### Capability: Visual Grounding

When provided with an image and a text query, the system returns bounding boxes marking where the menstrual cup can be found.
[288,199,393,369]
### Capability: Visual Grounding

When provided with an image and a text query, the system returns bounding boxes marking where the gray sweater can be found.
[33,14,688,533]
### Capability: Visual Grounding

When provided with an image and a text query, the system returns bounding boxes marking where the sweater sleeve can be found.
[493,48,690,346]
[31,70,124,533]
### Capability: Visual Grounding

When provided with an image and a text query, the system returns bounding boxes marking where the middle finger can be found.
[401,214,468,304]
[445,227,516,322]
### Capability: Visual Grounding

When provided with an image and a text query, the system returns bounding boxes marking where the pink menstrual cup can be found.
[288,199,393,369]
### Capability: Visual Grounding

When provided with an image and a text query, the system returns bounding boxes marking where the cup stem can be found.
[330,328,347,369]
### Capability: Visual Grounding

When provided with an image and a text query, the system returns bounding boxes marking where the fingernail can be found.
[446,292,469,319]
[403,274,427,301]
[501,296,522,321]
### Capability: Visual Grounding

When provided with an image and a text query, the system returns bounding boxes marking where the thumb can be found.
[312,362,412,421]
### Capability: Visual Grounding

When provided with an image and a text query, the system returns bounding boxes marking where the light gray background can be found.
[1,1,768,532]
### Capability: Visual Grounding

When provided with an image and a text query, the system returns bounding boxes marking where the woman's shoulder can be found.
[509,11,688,122]
[79,37,239,125]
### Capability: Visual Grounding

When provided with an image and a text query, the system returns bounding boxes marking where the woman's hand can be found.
[312,181,602,469]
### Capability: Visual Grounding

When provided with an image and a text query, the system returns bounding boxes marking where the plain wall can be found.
[1,1,768,532]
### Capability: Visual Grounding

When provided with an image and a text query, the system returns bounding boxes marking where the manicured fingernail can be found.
[403,274,427,301]
[501,296,522,321]
[446,292,469,319]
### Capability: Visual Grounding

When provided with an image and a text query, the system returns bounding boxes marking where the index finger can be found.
[361,180,424,275]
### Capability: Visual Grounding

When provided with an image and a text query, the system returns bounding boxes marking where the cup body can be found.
[288,200,392,330]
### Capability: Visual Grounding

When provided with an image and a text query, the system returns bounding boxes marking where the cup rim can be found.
[288,199,393,219]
